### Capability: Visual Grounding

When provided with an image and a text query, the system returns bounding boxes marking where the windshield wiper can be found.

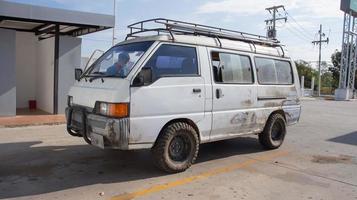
[89,75,110,83]
[92,72,106,75]
[82,72,107,82]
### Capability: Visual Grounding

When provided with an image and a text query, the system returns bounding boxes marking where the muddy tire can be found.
[259,113,286,150]
[152,122,199,173]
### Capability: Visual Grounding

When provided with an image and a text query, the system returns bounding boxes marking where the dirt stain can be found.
[231,112,249,124]
[264,102,281,107]
[311,155,354,164]
[272,90,286,98]
[241,100,253,107]
[275,171,330,188]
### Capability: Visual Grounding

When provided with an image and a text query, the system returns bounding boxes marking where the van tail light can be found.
[95,102,129,118]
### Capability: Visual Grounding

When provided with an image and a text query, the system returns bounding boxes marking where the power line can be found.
[277,10,314,41]
[112,0,116,46]
[277,20,311,43]
[312,24,329,97]
[285,21,314,41]
[264,5,287,39]
[265,6,314,43]
[284,11,315,39]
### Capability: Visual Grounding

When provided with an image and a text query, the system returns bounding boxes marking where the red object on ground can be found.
[29,100,37,110]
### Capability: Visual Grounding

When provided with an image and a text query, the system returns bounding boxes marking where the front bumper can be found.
[65,106,130,150]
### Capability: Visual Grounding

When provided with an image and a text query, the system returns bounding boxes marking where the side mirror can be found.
[75,68,83,81]
[133,74,145,87]
[132,68,152,87]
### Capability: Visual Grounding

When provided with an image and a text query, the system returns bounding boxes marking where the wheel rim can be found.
[168,134,191,162]
[271,119,284,141]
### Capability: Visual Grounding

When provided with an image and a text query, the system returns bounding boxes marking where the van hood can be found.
[68,78,130,108]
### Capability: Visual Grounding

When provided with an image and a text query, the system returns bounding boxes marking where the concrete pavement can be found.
[0,100,356,200]
[0,114,65,128]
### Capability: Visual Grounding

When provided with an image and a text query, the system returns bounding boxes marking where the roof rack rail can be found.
[126,18,282,48]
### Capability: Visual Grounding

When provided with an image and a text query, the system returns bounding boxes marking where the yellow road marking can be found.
[111,151,288,200]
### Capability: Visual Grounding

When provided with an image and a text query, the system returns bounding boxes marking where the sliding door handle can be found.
[216,88,223,99]
[193,88,201,93]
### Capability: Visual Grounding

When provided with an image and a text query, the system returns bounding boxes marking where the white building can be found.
[0,1,114,116]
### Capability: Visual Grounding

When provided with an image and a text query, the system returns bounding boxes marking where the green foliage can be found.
[295,60,318,89]
[329,51,341,89]
[294,50,356,95]
[330,50,357,89]
[321,72,334,87]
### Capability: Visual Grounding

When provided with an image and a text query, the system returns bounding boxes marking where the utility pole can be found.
[112,0,116,46]
[265,5,287,39]
[312,24,329,97]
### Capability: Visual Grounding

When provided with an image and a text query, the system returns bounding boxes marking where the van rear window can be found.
[255,57,293,85]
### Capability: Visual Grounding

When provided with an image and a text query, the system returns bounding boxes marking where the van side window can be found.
[144,44,198,82]
[255,57,293,85]
[275,60,293,84]
[211,52,253,84]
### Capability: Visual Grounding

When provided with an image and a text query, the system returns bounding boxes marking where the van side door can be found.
[208,49,258,141]
[129,43,206,145]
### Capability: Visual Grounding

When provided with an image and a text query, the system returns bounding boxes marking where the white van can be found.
[66,19,301,173]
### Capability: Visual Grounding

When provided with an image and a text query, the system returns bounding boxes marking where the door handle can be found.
[216,88,223,99]
[193,88,201,93]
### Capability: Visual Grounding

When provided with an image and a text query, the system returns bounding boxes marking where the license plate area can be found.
[72,111,83,123]
[91,133,104,149]
[70,109,85,131]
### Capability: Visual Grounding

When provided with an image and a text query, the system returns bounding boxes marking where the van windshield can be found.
[83,41,154,78]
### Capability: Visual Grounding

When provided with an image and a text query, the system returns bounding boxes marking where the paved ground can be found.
[0,100,356,200]
[0,114,65,128]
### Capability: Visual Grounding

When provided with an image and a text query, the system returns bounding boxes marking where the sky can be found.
[6,0,345,63]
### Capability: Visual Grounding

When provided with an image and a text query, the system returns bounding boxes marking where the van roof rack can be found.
[126,18,282,48]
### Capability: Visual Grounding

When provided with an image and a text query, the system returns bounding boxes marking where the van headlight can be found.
[67,96,73,107]
[95,102,129,118]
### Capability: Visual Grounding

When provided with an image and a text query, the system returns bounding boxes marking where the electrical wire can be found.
[286,21,314,41]
[284,11,315,39]
[275,10,314,41]
[277,20,312,43]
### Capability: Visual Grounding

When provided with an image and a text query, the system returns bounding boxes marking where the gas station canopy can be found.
[0,1,115,40]
[0,1,115,115]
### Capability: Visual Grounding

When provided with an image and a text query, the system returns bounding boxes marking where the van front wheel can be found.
[152,122,199,173]
[259,113,286,150]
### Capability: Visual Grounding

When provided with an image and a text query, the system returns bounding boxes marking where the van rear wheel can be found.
[259,113,286,150]
[152,122,199,173]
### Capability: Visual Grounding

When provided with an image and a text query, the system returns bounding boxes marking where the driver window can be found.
[99,52,116,72]
[86,41,153,77]
[143,44,198,82]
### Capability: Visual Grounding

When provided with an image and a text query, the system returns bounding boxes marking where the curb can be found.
[0,121,66,128]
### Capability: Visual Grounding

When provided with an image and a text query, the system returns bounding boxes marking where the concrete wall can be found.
[0,28,16,116]
[15,32,37,108]
[81,57,89,69]
[36,38,54,114]
[57,36,82,114]
[0,31,81,115]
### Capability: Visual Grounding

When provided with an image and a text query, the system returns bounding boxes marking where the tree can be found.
[330,50,357,89]
[321,72,334,94]
[295,60,318,89]
[330,50,341,89]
